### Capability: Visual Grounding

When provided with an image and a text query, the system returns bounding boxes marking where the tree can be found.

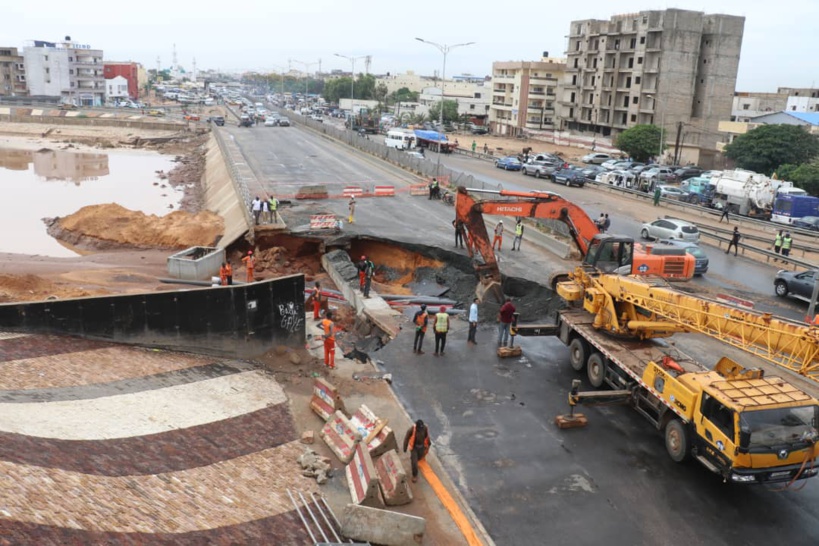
[390,87,419,104]
[724,124,819,175]
[428,99,459,124]
[777,162,819,196]
[614,124,665,162]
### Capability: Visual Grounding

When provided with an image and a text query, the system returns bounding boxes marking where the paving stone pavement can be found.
[0,332,319,544]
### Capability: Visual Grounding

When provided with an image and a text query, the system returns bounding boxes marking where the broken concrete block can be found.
[340,504,425,546]
[497,346,523,358]
[301,430,315,444]
[290,352,302,365]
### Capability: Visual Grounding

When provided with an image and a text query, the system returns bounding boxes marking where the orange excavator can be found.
[455,187,695,299]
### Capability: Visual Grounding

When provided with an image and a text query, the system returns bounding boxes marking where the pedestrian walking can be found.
[471,140,477,153]
[773,230,783,260]
[363,256,375,298]
[511,219,524,251]
[492,221,504,251]
[453,219,466,248]
[603,213,611,232]
[595,213,606,231]
[497,298,515,347]
[412,304,429,354]
[402,420,431,483]
[433,306,449,356]
[251,196,262,225]
[225,261,233,285]
[241,250,255,283]
[467,298,478,344]
[268,195,280,223]
[726,226,741,256]
[782,232,793,258]
[311,281,323,320]
[357,255,367,291]
[719,207,730,223]
[261,198,270,224]
[348,196,356,224]
[652,186,661,206]
[320,311,336,369]
[219,262,229,286]
[483,143,489,154]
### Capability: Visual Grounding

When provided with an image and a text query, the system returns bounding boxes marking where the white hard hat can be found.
[499,220,503,223]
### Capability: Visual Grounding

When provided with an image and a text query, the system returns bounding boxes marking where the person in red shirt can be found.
[497,298,516,347]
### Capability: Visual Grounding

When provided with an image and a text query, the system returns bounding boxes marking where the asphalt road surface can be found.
[228,121,819,545]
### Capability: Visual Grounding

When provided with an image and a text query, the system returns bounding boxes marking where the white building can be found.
[23,37,104,106]
[416,82,491,122]
[105,75,129,102]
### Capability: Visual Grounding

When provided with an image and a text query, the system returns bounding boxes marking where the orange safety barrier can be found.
[309,215,338,229]
[342,186,364,198]
[373,185,396,197]
[345,440,385,508]
[375,449,413,506]
[409,183,429,196]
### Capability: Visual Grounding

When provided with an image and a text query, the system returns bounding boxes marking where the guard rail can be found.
[696,229,816,271]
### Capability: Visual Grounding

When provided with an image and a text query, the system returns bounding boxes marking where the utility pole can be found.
[673,121,683,165]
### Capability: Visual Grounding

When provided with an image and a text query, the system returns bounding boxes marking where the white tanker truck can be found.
[710,169,805,218]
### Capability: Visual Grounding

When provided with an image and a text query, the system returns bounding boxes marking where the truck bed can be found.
[559,309,707,378]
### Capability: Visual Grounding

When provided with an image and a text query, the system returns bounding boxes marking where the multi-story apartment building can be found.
[103,62,139,99]
[560,9,744,167]
[731,92,788,121]
[23,37,105,106]
[489,53,565,135]
[0,47,27,96]
[417,81,490,123]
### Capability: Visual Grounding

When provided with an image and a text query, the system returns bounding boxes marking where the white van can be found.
[385,129,416,150]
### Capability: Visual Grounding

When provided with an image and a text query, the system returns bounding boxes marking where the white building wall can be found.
[106,76,129,100]
[786,96,819,113]
[23,47,70,97]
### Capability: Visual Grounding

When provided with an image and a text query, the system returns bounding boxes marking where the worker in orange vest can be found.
[321,311,336,369]
[241,250,255,283]
[412,304,429,354]
[225,262,233,285]
[311,281,323,320]
[402,419,431,483]
[492,221,503,251]
[219,262,228,286]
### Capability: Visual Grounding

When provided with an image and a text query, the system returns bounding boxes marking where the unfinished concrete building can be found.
[0,47,28,97]
[560,9,744,167]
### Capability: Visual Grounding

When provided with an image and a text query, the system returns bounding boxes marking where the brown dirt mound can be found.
[48,203,224,251]
[0,274,106,303]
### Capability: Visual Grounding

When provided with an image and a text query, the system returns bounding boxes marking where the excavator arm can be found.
[455,186,601,284]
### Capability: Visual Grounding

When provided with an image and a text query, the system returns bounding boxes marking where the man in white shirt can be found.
[250,196,262,225]
[467,297,479,344]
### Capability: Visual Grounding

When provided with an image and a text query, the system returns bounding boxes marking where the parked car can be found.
[527,153,561,164]
[277,117,291,126]
[495,156,523,171]
[657,185,687,200]
[183,114,200,121]
[310,113,323,122]
[264,117,278,127]
[207,116,225,126]
[674,166,704,181]
[407,151,426,159]
[580,165,606,181]
[59,102,77,110]
[470,125,489,135]
[774,269,819,302]
[791,216,819,231]
[238,115,254,127]
[640,166,678,185]
[602,159,640,171]
[581,152,613,165]
[640,218,700,242]
[630,164,651,175]
[522,159,561,178]
[552,168,587,187]
[655,240,709,275]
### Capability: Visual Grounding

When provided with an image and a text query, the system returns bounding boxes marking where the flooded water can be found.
[0,147,178,257]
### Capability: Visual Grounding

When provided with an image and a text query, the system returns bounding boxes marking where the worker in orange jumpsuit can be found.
[492,221,504,251]
[312,281,323,320]
[358,255,367,291]
[321,311,336,369]
[224,262,233,285]
[241,250,255,283]
[219,262,228,286]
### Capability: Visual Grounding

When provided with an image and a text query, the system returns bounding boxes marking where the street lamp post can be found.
[292,59,319,103]
[415,38,475,176]
[270,64,288,97]
[334,53,368,116]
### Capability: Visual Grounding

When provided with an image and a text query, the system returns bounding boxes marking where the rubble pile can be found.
[297,448,334,485]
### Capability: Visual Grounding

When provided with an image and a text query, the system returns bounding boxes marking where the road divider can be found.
[374,185,396,197]
[345,440,384,507]
[343,186,364,198]
[310,378,346,421]
[309,215,339,229]
[375,449,413,506]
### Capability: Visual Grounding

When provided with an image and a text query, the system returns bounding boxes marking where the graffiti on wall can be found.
[278,302,303,334]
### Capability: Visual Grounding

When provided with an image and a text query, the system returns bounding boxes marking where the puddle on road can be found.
[0,147,178,257]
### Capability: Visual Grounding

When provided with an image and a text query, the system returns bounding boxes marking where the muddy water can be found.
[0,147,177,257]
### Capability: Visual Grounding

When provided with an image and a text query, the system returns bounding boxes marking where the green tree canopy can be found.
[390,87,419,103]
[614,124,665,162]
[724,124,819,176]
[428,99,459,124]
[322,74,376,104]
[777,162,819,196]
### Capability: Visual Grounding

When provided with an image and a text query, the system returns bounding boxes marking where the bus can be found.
[385,129,416,150]
[772,192,819,225]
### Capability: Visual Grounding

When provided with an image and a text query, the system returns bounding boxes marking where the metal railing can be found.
[697,229,816,271]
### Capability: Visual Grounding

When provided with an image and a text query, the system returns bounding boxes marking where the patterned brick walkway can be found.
[0,332,318,544]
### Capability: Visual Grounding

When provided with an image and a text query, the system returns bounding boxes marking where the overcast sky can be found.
[6,0,817,91]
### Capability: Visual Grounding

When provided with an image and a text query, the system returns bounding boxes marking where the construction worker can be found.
[511,219,524,251]
[452,219,466,248]
[241,250,255,283]
[782,232,793,258]
[412,304,429,354]
[320,311,336,369]
[363,256,375,298]
[498,298,516,347]
[311,281,323,320]
[268,195,279,223]
[357,255,367,291]
[348,196,356,224]
[225,261,233,285]
[402,419,431,483]
[773,230,784,261]
[433,306,449,356]
[726,226,741,256]
[219,262,228,286]
[492,221,504,251]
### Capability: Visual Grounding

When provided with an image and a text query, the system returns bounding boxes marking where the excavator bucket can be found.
[476,278,504,304]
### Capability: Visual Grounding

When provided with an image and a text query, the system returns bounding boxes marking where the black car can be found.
[470,125,489,135]
[792,216,819,231]
[238,116,253,127]
[674,166,704,181]
[552,168,586,187]
[207,116,225,126]
[774,269,818,302]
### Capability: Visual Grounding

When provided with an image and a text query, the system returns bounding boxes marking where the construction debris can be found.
[297,448,333,485]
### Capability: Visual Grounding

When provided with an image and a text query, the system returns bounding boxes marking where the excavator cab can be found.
[583,235,634,275]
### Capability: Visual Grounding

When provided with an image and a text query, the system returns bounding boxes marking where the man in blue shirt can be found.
[467,298,479,344]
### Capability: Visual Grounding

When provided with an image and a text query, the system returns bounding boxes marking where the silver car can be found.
[640,218,700,242]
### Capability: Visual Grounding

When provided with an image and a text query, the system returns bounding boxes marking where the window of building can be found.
[69,57,73,61]
[637,57,643,64]
[44,68,49,74]
[576,41,581,51]
[593,58,598,68]
[703,59,707,64]
[640,36,646,44]
[474,92,481,98]
[570,92,576,102]
[69,69,74,75]
[626,76,632,88]
[621,113,627,124]
[70,82,74,87]
[591,76,596,86]
[43,55,48,61]
[631,114,637,122]
[614,39,620,50]
[743,104,750,110]
[572,75,577,85]
[628,58,634,69]
[635,76,641,84]
[569,108,574,118]
[792,106,797,111]
[633,96,638,104]
[574,58,578,68]
[630,38,636,49]
[623,95,629,107]
[470,104,475,110]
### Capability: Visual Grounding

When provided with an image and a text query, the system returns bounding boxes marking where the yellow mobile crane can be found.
[514,258,819,484]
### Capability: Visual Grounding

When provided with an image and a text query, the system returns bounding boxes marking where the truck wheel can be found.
[568,338,589,371]
[665,419,691,463]
[587,352,606,388]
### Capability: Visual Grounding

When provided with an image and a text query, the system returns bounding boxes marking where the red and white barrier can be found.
[309,214,338,229]
[409,183,428,196]
[373,185,395,197]
[716,293,754,310]
[375,449,413,506]
[346,440,384,508]
[343,186,364,198]
[310,378,345,422]
[320,411,358,464]
[350,405,397,458]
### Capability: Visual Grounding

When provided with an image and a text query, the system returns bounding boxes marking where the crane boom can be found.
[559,270,819,384]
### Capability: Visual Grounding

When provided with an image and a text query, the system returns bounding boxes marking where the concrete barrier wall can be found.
[203,135,252,248]
[0,276,305,358]
[1,112,184,131]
